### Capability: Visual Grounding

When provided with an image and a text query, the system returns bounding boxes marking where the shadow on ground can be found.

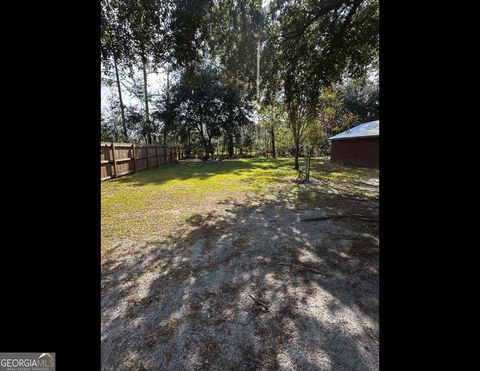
[101,184,379,370]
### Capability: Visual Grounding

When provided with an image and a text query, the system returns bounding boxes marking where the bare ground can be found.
[102,177,379,370]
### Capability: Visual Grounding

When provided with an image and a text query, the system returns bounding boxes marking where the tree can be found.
[101,0,132,141]
[101,0,219,144]
[221,83,252,157]
[336,78,379,123]
[263,0,379,169]
[169,67,252,160]
[259,103,288,158]
[168,0,211,69]
[206,0,265,100]
[124,105,144,141]
[284,74,318,169]
[110,0,172,144]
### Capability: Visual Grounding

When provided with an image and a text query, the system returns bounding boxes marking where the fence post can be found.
[154,144,158,167]
[111,142,118,179]
[145,144,150,168]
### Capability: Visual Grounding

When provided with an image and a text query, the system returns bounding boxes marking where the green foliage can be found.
[101,112,122,142]
[262,0,379,163]
[256,0,378,168]
[266,0,379,93]
[206,0,265,99]
[259,104,286,131]
[336,78,379,123]
[274,124,294,155]
[317,87,358,136]
[169,0,211,68]
[168,67,253,159]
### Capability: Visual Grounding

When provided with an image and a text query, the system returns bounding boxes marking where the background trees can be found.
[101,0,379,165]
[168,67,252,160]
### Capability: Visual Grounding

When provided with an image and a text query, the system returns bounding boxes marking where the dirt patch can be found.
[349,238,379,261]
[233,235,252,248]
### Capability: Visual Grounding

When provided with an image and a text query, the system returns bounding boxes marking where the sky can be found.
[102,66,379,114]
[101,68,167,113]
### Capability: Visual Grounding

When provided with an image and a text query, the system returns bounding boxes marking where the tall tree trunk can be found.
[208,137,214,160]
[270,126,276,158]
[163,69,170,146]
[166,69,170,102]
[186,130,191,158]
[141,51,151,144]
[202,140,209,161]
[239,127,243,156]
[150,117,155,144]
[199,125,209,161]
[113,57,127,141]
[294,136,300,170]
[228,132,234,158]
[257,41,260,101]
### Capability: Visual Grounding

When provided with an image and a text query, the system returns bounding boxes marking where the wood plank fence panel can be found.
[161,146,167,164]
[148,145,158,168]
[114,143,134,176]
[101,142,181,181]
[134,144,148,171]
[100,143,114,181]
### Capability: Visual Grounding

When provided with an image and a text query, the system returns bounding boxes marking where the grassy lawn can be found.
[101,157,378,249]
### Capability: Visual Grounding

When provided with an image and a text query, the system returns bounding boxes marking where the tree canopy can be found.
[167,67,252,160]
[101,0,379,164]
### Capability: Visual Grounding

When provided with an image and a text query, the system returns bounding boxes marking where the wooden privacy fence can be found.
[101,142,184,181]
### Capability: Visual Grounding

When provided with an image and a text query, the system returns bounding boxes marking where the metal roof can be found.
[329,120,379,141]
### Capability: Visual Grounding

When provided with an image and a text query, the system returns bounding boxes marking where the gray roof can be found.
[329,120,379,141]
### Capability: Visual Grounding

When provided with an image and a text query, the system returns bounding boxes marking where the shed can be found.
[329,120,379,169]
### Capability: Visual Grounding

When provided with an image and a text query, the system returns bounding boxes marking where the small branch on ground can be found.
[277,262,326,275]
[338,194,379,203]
[301,214,379,222]
[249,293,270,311]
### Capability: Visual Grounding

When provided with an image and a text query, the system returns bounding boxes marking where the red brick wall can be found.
[330,137,379,169]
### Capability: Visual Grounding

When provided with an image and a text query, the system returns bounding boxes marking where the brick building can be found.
[329,120,379,169]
